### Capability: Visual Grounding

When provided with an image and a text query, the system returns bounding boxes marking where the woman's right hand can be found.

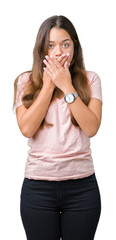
[43,53,70,91]
[43,70,56,91]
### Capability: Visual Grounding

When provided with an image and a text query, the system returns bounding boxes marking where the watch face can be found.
[65,93,74,103]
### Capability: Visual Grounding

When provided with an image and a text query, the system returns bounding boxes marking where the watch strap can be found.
[73,92,78,98]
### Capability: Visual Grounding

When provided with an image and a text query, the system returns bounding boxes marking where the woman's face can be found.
[47,27,74,63]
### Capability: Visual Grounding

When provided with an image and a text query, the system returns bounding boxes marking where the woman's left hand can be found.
[43,55,72,93]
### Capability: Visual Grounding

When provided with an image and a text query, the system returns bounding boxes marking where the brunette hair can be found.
[13,15,91,128]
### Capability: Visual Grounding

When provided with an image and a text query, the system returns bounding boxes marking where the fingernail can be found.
[45,55,49,59]
[62,54,65,57]
[67,53,70,56]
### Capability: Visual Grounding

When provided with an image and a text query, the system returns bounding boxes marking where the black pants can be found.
[20,173,101,240]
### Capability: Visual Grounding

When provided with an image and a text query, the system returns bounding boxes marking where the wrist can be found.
[43,83,55,92]
[62,84,76,95]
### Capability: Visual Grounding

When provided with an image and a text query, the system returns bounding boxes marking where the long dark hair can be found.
[13,15,90,128]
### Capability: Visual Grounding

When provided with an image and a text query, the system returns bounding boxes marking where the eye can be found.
[48,44,54,49]
[62,43,70,48]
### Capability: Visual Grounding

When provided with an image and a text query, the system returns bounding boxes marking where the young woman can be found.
[13,15,102,240]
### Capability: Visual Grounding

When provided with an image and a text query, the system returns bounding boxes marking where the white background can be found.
[0,0,116,239]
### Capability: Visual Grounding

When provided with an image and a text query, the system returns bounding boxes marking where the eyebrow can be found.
[48,39,71,43]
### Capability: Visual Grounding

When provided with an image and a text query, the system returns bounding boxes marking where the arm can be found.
[43,56,102,138]
[16,55,70,138]
[63,84,102,138]
[16,83,54,138]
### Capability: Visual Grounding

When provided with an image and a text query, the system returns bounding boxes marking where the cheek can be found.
[68,49,74,63]
[47,49,54,56]
[48,49,55,56]
[67,44,74,61]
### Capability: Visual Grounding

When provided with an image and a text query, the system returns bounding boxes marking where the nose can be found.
[55,45,63,58]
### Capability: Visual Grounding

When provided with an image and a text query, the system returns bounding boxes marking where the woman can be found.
[13,15,102,240]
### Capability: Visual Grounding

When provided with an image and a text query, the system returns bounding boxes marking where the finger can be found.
[45,55,54,66]
[43,59,55,73]
[52,58,63,69]
[57,54,66,64]
[57,53,69,66]
[43,67,52,78]
[61,55,70,66]
[45,55,58,72]
[58,55,67,66]
[46,54,69,68]
[64,61,70,71]
[46,56,61,71]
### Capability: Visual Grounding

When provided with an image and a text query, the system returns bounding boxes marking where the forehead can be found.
[49,27,72,42]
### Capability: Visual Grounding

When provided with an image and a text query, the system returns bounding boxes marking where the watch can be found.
[64,92,78,103]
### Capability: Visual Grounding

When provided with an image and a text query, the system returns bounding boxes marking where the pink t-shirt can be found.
[15,71,102,181]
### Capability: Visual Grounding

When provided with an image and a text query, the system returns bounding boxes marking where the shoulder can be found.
[85,71,101,86]
[16,71,32,92]
[86,71,102,102]
[17,71,32,86]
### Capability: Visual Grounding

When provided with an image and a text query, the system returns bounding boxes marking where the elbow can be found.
[87,129,98,138]
[86,125,100,138]
[86,118,101,138]
[21,130,32,138]
[18,121,40,138]
[21,126,34,138]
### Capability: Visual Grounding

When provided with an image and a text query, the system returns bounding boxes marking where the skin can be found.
[43,27,102,137]
[43,27,74,97]
[47,27,74,62]
[16,27,102,138]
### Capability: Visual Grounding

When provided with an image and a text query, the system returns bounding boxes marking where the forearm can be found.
[20,85,54,138]
[63,85,100,137]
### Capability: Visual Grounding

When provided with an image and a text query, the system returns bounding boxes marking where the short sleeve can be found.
[15,72,32,110]
[87,71,102,102]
